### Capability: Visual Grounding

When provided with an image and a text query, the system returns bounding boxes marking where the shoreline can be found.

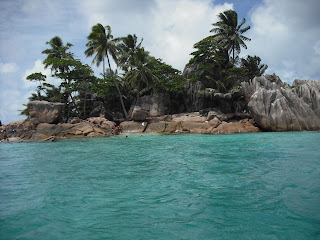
[3,129,319,144]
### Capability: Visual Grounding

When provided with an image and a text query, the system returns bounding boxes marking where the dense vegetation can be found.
[23,9,267,120]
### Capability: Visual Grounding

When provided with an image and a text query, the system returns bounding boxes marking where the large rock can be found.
[135,93,170,117]
[120,121,147,133]
[292,79,320,118]
[131,106,148,121]
[144,121,168,133]
[209,121,260,134]
[242,75,320,131]
[4,119,36,138]
[28,101,65,124]
[171,112,207,122]
[89,101,105,117]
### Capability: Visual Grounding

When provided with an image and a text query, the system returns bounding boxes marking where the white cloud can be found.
[244,0,320,83]
[0,62,18,73]
[79,0,233,70]
[23,60,60,88]
[147,0,233,70]
[0,89,27,125]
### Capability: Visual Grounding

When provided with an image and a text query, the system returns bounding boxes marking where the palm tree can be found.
[241,55,268,80]
[124,47,158,104]
[210,10,251,62]
[118,34,143,72]
[84,23,129,119]
[42,36,74,73]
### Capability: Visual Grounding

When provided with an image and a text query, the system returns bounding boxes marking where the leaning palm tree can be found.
[84,23,129,119]
[42,36,74,73]
[210,10,251,62]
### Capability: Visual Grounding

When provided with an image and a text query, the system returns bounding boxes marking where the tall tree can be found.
[42,36,74,73]
[118,34,143,72]
[124,47,158,103]
[84,23,129,119]
[26,72,47,100]
[241,55,268,80]
[210,10,251,62]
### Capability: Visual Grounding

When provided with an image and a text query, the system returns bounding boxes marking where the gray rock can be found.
[131,106,148,121]
[89,101,105,117]
[292,79,320,118]
[28,101,64,124]
[120,121,147,133]
[135,93,169,117]
[144,121,168,133]
[242,75,320,131]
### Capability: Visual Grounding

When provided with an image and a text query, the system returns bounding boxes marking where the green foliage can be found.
[85,23,128,119]
[26,72,47,100]
[149,57,185,93]
[187,37,246,93]
[241,55,268,80]
[210,9,251,61]
[42,36,74,73]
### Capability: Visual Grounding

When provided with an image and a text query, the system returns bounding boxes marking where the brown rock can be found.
[144,121,167,133]
[181,121,208,133]
[164,121,181,133]
[28,101,65,124]
[131,106,148,121]
[171,112,206,122]
[210,121,260,134]
[72,122,94,135]
[208,117,221,128]
[120,121,147,133]
[100,121,116,133]
[36,123,59,136]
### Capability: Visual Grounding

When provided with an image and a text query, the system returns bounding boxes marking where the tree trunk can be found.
[106,54,129,120]
[232,44,235,63]
[135,83,140,106]
[103,58,105,80]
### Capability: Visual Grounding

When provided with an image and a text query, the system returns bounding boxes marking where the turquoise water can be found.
[0,132,320,239]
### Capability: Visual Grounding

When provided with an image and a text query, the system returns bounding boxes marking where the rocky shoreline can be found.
[1,75,319,142]
[1,111,260,143]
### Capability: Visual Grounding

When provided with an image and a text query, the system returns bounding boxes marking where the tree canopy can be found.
[24,9,269,120]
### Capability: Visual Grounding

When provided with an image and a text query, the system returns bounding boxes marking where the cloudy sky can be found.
[0,0,319,124]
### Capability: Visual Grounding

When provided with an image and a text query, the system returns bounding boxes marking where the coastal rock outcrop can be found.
[120,121,147,133]
[131,106,148,121]
[242,75,320,131]
[2,119,36,139]
[28,101,65,124]
[135,93,170,117]
[29,117,116,139]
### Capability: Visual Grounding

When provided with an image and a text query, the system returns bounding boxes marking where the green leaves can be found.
[241,55,268,80]
[210,9,251,61]
[26,72,46,82]
[42,36,74,73]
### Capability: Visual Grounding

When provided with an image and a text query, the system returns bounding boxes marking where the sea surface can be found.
[0,132,320,240]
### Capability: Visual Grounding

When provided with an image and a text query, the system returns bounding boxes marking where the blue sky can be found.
[0,0,319,124]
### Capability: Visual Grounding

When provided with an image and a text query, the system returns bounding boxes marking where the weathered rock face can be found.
[242,75,320,131]
[28,101,65,124]
[292,79,320,118]
[120,121,147,133]
[131,106,148,121]
[89,101,105,117]
[133,93,170,117]
[182,80,246,113]
[3,119,36,139]
[171,112,207,122]
[30,117,116,139]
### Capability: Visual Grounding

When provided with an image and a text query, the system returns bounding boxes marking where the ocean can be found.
[0,132,319,239]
